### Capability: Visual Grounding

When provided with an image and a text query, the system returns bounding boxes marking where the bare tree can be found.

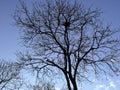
[14,0,120,90]
[0,60,21,90]
[26,80,55,90]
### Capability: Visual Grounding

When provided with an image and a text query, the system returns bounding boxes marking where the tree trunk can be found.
[63,71,78,90]
[63,72,72,90]
[72,79,78,90]
[69,74,78,90]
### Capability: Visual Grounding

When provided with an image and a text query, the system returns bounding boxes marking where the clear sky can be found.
[0,0,120,90]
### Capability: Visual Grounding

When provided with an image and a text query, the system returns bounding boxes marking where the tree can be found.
[26,80,55,90]
[14,0,120,90]
[0,60,55,90]
[0,60,21,90]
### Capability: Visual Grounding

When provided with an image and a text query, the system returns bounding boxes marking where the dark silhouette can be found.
[14,0,120,90]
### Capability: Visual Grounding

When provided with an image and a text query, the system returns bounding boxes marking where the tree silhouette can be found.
[14,0,120,90]
[0,61,21,90]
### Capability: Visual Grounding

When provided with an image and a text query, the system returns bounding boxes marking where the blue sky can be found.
[0,0,120,90]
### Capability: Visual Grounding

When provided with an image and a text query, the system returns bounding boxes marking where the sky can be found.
[0,0,120,90]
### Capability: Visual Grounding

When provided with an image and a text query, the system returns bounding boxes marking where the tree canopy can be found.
[14,0,120,90]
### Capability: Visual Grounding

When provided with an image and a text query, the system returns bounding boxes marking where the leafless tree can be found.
[14,0,120,90]
[0,60,21,90]
[25,80,55,90]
